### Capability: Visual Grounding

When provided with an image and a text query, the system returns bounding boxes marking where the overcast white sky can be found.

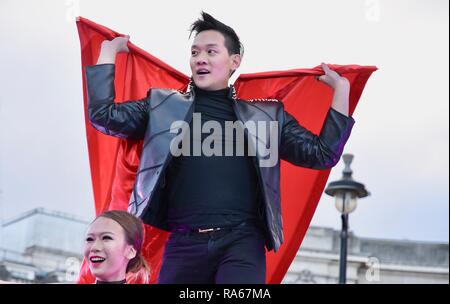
[0,0,448,243]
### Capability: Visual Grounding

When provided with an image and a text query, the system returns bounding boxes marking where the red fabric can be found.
[76,17,377,284]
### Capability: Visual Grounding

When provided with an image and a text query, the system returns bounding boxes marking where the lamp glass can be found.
[335,191,358,214]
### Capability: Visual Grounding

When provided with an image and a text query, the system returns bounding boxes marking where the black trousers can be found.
[158,221,266,284]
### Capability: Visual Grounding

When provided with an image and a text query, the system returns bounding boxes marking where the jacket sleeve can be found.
[280,107,355,169]
[85,64,150,139]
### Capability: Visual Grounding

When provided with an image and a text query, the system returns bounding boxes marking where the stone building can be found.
[0,208,448,283]
[0,208,88,283]
[283,226,449,284]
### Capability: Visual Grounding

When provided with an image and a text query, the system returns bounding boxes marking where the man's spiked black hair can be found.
[189,11,244,58]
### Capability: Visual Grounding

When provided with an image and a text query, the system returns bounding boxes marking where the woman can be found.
[84,210,150,284]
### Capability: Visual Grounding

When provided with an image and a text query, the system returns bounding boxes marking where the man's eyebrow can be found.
[191,43,219,49]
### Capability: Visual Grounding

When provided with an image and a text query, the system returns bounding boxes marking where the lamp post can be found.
[325,154,369,284]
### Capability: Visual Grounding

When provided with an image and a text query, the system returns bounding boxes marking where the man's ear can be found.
[229,54,242,77]
[231,54,242,70]
[125,246,137,260]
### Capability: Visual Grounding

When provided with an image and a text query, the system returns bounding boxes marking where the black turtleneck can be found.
[164,86,261,229]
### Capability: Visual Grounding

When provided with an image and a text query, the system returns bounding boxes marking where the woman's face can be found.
[84,217,136,282]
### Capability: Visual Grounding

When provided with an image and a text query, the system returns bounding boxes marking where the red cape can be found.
[76,17,377,284]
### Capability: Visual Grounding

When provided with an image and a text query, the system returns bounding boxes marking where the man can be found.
[85,12,355,283]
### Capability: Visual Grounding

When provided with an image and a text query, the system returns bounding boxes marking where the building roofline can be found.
[2,208,91,227]
[308,225,448,246]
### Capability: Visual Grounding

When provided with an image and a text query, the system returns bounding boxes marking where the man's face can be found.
[190,30,241,91]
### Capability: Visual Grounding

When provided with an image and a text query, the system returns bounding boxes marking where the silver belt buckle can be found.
[198,227,221,233]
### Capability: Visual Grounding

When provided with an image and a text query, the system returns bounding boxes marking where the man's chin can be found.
[193,81,227,91]
[193,80,210,90]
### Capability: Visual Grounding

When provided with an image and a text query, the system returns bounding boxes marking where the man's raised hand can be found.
[316,62,349,90]
[96,35,130,65]
[316,63,350,116]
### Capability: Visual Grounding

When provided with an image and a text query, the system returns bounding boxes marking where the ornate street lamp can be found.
[325,154,370,284]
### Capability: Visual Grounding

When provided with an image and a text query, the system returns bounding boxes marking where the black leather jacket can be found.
[85,64,355,251]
